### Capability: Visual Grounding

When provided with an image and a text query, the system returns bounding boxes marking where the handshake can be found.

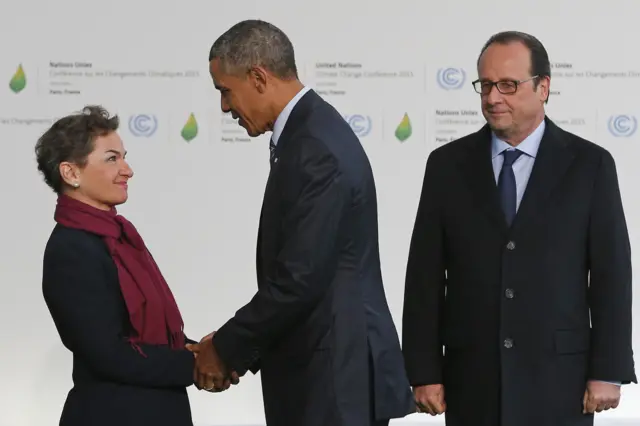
[185,331,240,393]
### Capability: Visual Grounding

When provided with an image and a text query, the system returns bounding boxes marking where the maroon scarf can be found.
[54,194,185,354]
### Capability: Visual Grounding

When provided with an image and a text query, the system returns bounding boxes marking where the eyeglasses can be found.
[472,75,539,95]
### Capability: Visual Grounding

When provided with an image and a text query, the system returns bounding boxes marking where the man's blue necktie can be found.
[498,149,524,227]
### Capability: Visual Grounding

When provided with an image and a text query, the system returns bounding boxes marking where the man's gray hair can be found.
[209,20,298,80]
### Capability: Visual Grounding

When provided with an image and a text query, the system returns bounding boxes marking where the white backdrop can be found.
[1,0,639,425]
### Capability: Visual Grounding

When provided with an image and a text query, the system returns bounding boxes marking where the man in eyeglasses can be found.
[402,31,636,426]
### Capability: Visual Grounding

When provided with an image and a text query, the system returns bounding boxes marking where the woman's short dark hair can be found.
[35,105,119,194]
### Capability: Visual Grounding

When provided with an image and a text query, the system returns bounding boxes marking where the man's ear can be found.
[250,66,269,93]
[538,75,550,103]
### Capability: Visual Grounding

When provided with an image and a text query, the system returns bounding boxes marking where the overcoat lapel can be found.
[511,118,575,231]
[458,125,508,234]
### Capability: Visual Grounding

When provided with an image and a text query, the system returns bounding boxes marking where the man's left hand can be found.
[583,380,621,414]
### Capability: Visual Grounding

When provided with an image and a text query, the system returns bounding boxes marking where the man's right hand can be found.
[414,384,446,415]
[185,331,240,391]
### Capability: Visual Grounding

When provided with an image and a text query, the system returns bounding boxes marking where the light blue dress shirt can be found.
[490,120,620,386]
[271,86,310,146]
[490,120,544,209]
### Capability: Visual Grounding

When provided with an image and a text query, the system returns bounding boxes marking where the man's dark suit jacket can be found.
[42,225,196,426]
[402,117,636,426]
[213,89,414,426]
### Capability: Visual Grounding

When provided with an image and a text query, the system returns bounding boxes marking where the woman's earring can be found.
[73,182,79,188]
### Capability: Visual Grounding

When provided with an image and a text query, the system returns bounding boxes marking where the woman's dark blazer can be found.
[42,224,196,426]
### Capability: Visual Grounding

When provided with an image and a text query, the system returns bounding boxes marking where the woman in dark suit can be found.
[35,105,199,426]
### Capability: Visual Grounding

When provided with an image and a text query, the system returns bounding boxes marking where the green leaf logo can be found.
[395,113,412,142]
[9,64,26,93]
[181,113,198,142]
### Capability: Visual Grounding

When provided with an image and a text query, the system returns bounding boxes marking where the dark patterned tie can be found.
[498,149,524,227]
[269,138,276,164]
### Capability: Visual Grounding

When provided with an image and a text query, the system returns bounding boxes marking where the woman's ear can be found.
[59,162,81,188]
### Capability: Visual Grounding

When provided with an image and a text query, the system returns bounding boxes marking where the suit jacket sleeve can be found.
[42,233,195,388]
[587,150,637,384]
[402,151,446,386]
[213,140,346,374]
[184,336,198,345]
